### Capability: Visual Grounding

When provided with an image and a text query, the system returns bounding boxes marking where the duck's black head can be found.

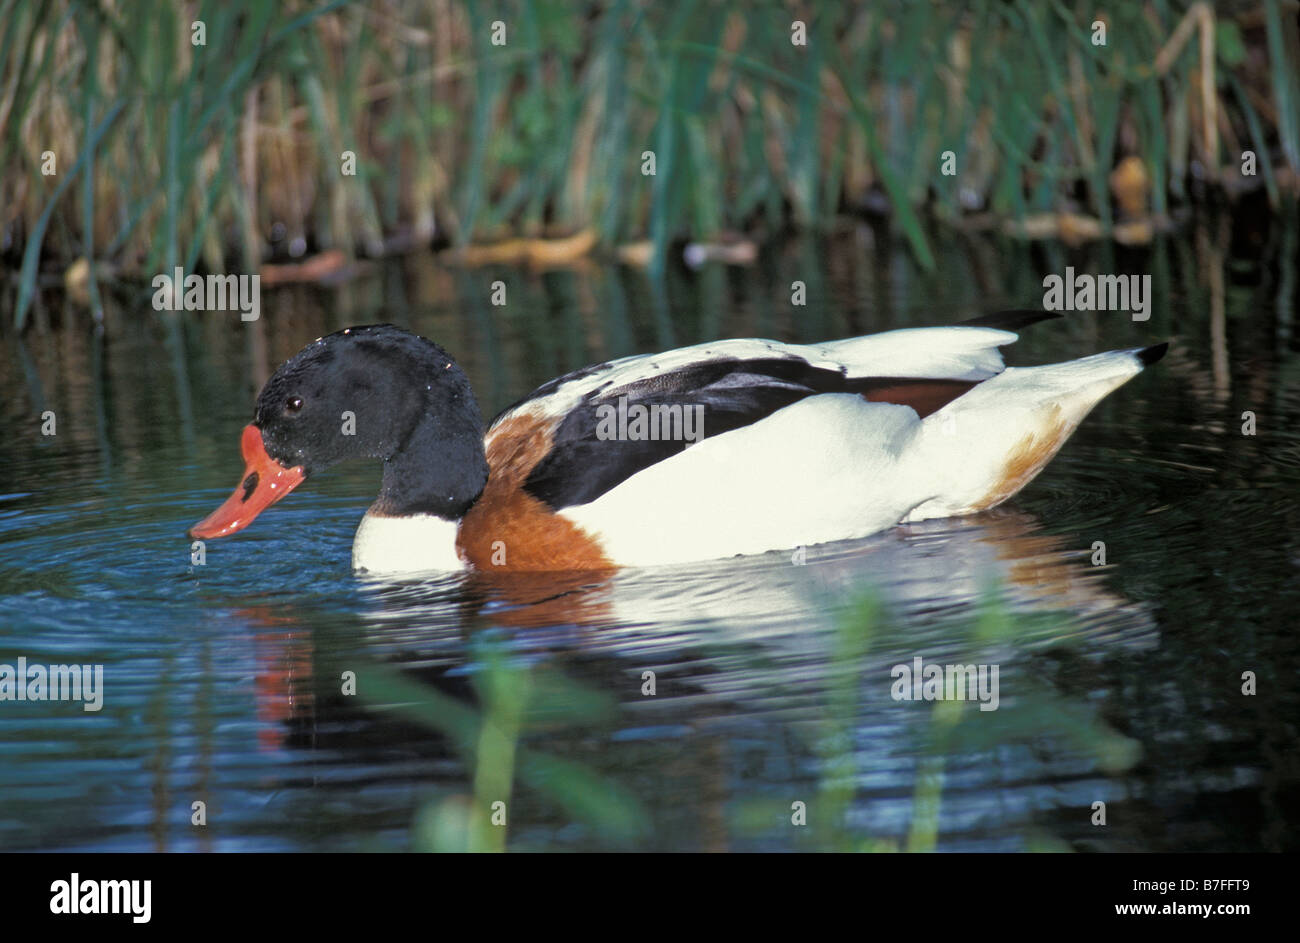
[189,324,489,539]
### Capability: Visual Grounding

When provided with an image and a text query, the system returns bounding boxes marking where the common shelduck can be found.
[189,315,1166,573]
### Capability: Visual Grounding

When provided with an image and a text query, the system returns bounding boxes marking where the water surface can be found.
[2,218,1298,851]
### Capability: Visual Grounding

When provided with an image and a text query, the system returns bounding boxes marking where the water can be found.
[2,217,1298,851]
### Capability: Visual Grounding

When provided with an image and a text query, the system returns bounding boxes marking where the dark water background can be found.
[1,214,1298,851]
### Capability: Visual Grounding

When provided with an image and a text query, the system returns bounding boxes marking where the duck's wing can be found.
[492,325,1024,511]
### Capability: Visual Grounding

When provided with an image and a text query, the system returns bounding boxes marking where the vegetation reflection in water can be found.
[334,571,1144,852]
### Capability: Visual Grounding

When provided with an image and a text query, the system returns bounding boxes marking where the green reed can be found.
[359,638,648,852]
[725,586,1142,852]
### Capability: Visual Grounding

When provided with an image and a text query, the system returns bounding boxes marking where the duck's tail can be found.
[904,342,1166,521]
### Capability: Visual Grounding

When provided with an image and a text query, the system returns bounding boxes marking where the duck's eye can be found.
[286,396,304,414]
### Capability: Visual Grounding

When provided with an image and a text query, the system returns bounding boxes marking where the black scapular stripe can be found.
[522,355,979,510]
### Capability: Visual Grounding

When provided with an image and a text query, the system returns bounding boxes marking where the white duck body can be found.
[550,327,1158,567]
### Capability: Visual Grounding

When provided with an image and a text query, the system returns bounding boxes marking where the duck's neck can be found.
[372,410,488,520]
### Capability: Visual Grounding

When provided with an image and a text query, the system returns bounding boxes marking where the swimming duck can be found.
[189,316,1165,573]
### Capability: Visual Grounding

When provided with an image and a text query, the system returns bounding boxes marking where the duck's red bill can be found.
[189,424,305,539]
